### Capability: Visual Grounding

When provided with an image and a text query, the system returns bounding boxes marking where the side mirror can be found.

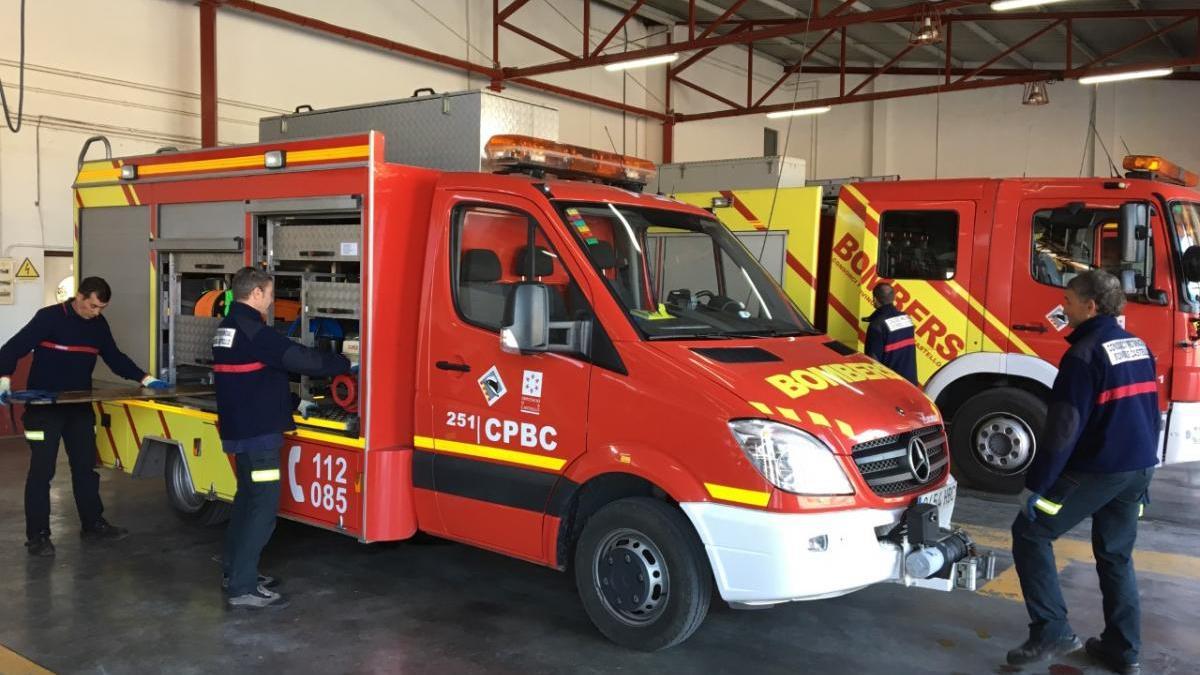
[500,283,550,354]
[1119,202,1149,264]
[1184,245,1200,283]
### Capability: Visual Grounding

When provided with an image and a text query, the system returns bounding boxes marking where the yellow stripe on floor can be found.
[965,524,1200,603]
[0,643,53,675]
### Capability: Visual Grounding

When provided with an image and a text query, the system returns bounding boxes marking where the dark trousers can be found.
[1011,467,1153,664]
[222,446,282,596]
[23,404,104,540]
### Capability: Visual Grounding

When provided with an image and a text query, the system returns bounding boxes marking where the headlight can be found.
[728,420,854,495]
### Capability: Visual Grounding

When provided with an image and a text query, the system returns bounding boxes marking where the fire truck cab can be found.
[73,123,991,650]
[825,156,1200,492]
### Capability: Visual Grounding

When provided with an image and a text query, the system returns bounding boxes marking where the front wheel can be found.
[574,497,712,651]
[948,387,1047,494]
[165,450,231,526]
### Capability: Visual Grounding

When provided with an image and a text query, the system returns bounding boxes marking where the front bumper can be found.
[681,476,990,605]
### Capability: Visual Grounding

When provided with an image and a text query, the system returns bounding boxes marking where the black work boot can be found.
[1086,637,1142,675]
[1006,634,1082,666]
[25,532,55,557]
[81,518,129,542]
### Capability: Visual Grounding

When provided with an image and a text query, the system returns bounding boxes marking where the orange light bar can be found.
[1123,154,1199,187]
[484,135,656,188]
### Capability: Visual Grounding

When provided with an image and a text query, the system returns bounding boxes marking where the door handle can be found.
[1012,323,1048,334]
[435,360,471,373]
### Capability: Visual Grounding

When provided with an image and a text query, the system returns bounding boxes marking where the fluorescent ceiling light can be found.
[990,0,1072,10]
[766,106,832,119]
[1078,68,1173,85]
[604,53,679,71]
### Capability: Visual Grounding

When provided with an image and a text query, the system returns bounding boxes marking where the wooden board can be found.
[23,384,215,405]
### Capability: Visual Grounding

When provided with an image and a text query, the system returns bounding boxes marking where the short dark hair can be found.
[231,267,273,301]
[77,277,112,303]
[873,283,895,305]
[1067,269,1125,316]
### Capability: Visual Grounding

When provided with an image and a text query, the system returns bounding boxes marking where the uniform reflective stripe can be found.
[1095,381,1157,405]
[1034,497,1062,515]
[213,362,266,373]
[884,338,915,352]
[38,340,100,355]
[24,430,45,441]
[1139,503,1145,518]
[250,468,280,482]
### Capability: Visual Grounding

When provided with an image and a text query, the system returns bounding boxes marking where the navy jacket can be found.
[864,304,918,384]
[213,302,350,451]
[1026,315,1160,495]
[0,301,146,391]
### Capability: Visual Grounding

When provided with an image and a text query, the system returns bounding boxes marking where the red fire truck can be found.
[72,122,991,650]
[670,155,1200,493]
[822,158,1200,493]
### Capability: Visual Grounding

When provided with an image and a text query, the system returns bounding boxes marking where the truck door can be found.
[415,192,592,563]
[1010,197,1173,388]
[858,200,978,383]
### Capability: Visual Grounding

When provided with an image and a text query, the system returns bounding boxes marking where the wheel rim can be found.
[167,455,206,513]
[592,528,670,626]
[971,413,1036,476]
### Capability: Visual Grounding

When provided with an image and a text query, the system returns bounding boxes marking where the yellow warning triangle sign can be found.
[15,257,39,279]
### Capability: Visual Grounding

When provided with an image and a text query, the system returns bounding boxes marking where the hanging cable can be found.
[0,0,27,133]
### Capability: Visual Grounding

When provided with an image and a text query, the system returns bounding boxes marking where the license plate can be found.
[917,482,956,510]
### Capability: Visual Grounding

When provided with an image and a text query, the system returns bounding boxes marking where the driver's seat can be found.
[588,241,635,306]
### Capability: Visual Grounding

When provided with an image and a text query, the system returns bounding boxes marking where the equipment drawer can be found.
[273,224,361,261]
[175,252,246,274]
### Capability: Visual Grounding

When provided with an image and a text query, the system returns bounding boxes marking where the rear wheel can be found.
[949,387,1046,494]
[165,450,231,526]
[574,497,711,651]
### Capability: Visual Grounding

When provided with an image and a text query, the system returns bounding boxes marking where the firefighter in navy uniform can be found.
[215,267,352,609]
[863,283,918,384]
[1006,270,1158,675]
[0,277,167,557]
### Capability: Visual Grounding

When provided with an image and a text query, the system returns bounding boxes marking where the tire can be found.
[165,450,231,526]
[573,497,712,651]
[949,387,1047,494]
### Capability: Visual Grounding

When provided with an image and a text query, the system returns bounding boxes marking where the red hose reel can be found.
[331,374,358,413]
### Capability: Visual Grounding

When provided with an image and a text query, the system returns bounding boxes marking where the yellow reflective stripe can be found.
[412,435,565,472]
[836,420,855,438]
[807,410,832,427]
[1139,503,1145,518]
[75,145,370,184]
[250,469,280,483]
[1034,497,1062,515]
[946,280,1037,356]
[704,482,771,507]
[24,430,45,441]
[777,407,802,422]
[748,401,774,415]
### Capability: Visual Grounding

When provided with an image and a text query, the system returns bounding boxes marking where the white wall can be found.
[2,0,1199,339]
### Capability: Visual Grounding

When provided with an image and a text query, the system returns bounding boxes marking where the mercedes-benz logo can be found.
[907,436,932,483]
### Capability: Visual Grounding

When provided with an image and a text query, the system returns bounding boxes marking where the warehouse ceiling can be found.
[618,0,1199,72]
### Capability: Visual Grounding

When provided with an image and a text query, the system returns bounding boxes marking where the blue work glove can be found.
[1024,493,1040,521]
[349,363,359,375]
[140,375,170,390]
[0,376,10,406]
[297,400,319,419]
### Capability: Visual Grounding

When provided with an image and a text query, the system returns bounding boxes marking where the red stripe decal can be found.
[213,362,266,373]
[157,411,172,439]
[828,292,868,342]
[1096,381,1157,405]
[122,404,141,451]
[75,191,84,208]
[38,340,100,355]
[724,190,817,286]
[885,338,916,352]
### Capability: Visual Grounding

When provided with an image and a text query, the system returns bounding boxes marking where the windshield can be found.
[1171,201,1200,303]
[556,202,814,340]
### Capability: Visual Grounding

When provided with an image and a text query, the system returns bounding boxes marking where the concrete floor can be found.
[1,438,1198,675]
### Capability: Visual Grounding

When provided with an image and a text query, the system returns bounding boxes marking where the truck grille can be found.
[851,425,948,497]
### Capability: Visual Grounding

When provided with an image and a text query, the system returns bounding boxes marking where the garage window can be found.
[877,210,958,280]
